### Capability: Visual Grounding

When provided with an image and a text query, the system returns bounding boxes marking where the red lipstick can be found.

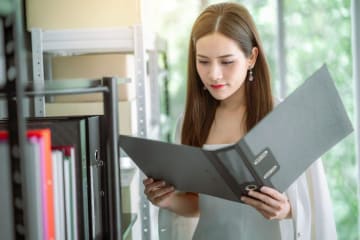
[210,84,225,89]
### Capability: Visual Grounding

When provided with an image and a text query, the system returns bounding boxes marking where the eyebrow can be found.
[196,54,234,59]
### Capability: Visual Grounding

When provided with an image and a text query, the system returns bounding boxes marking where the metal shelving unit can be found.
[0,1,135,239]
[1,75,129,239]
[30,25,168,240]
[1,78,127,239]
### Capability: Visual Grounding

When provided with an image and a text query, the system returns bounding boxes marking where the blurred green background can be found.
[145,0,358,239]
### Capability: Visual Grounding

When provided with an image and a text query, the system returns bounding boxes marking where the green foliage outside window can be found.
[282,1,357,239]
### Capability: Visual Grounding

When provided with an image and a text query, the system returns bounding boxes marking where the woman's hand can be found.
[143,178,175,209]
[241,186,292,220]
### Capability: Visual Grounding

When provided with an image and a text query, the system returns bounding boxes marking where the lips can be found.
[210,84,225,89]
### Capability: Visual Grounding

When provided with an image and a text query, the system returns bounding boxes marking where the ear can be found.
[248,47,258,68]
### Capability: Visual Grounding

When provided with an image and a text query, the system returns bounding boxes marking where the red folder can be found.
[0,129,56,240]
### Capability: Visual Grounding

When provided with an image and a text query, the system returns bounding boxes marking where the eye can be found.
[197,59,209,65]
[222,60,234,65]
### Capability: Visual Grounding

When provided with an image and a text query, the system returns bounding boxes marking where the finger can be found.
[258,209,275,220]
[152,190,175,205]
[247,190,281,209]
[143,178,154,185]
[241,196,277,215]
[148,186,175,204]
[150,186,175,201]
[144,181,166,195]
[260,186,287,201]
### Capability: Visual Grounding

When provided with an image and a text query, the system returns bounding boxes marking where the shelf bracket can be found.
[31,28,46,116]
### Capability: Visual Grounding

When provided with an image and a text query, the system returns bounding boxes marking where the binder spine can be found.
[204,151,244,200]
[236,141,270,191]
[237,141,278,191]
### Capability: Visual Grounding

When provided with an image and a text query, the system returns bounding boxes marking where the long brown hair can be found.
[182,2,273,146]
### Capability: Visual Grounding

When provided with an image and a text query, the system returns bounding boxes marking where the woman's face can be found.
[195,32,255,101]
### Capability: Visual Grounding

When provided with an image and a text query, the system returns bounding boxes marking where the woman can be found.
[143,2,337,239]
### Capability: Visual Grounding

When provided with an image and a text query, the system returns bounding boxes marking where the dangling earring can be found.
[248,68,254,82]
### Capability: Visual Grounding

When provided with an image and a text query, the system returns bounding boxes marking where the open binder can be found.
[119,65,353,203]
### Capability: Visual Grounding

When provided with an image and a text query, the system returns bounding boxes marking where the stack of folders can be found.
[52,146,77,240]
[0,115,104,240]
[0,130,76,240]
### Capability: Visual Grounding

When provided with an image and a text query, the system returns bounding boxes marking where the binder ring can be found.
[245,184,258,191]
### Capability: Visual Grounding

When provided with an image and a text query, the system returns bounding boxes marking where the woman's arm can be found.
[143,178,199,217]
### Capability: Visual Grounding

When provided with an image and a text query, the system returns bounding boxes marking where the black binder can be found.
[119,65,353,203]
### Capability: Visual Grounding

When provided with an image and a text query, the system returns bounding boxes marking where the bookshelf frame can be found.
[30,24,168,240]
[0,2,127,239]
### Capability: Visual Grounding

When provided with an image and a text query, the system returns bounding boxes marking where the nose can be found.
[208,63,222,81]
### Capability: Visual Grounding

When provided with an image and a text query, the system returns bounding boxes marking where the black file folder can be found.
[119,65,353,203]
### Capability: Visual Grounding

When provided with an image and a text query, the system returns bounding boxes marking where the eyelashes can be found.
[197,60,209,64]
[222,61,234,65]
[197,60,234,65]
